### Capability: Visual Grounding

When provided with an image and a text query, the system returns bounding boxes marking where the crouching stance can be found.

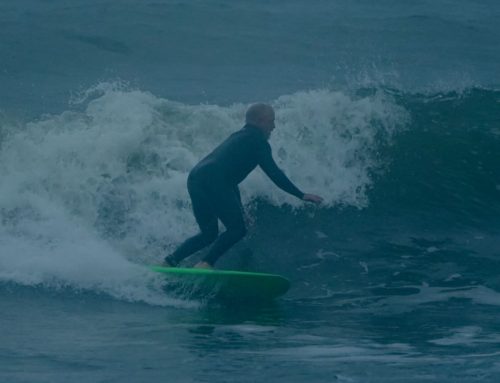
[164,103,322,269]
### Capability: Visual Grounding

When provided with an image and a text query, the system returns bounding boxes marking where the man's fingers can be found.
[303,194,324,204]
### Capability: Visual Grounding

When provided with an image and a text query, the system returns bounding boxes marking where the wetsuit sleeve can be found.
[258,142,305,199]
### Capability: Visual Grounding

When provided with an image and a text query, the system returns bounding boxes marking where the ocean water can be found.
[1,0,500,382]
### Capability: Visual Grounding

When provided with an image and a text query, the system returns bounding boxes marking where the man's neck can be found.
[244,123,268,139]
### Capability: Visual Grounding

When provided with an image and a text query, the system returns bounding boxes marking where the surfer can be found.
[163,103,323,269]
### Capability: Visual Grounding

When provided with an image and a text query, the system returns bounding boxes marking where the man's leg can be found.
[164,179,218,266]
[201,188,247,266]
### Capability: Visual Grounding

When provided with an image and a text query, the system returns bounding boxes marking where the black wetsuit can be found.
[168,124,304,266]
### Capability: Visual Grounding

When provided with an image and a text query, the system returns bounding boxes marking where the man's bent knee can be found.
[230,224,247,241]
[201,227,218,245]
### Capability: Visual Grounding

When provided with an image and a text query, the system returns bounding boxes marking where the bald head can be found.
[245,103,275,138]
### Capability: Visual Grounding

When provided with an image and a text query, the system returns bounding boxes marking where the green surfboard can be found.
[151,266,290,301]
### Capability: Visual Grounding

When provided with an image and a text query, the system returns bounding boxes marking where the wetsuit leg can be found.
[168,178,218,264]
[202,186,247,266]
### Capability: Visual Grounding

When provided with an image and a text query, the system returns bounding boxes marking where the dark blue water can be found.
[2,0,499,117]
[1,1,500,382]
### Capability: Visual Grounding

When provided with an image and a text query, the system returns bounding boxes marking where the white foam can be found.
[0,201,192,307]
[244,88,409,207]
[372,284,500,312]
[429,326,485,346]
[0,84,408,301]
[241,342,427,364]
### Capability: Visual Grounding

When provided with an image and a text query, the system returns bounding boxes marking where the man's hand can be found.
[302,193,323,204]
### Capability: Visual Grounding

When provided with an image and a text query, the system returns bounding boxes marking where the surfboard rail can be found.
[150,265,290,301]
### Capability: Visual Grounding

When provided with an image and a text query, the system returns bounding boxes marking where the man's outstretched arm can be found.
[258,143,323,204]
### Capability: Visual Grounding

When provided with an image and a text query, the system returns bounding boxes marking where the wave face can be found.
[374,88,500,219]
[1,84,499,304]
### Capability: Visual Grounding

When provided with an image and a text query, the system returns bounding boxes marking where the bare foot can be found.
[161,258,176,268]
[194,261,213,270]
